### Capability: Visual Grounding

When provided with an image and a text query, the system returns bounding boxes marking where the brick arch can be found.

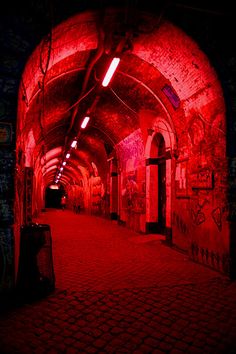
[16,8,229,272]
[19,10,225,140]
[133,19,224,104]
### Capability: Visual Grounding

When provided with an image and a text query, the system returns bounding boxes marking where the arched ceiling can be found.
[17,7,224,188]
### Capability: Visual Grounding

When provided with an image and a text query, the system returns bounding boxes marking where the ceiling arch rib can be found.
[44,167,80,186]
[17,8,225,196]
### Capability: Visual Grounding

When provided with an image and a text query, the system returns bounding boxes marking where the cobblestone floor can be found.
[0,209,236,353]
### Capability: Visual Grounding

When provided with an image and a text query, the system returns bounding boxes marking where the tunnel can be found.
[0,1,235,295]
[1,2,236,353]
[15,6,230,276]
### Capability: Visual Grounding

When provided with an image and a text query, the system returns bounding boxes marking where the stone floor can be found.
[0,209,236,353]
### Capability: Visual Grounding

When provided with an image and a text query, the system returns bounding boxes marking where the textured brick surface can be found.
[0,209,236,353]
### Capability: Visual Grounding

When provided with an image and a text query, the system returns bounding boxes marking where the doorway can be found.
[157,135,166,232]
[45,185,65,208]
[145,121,174,242]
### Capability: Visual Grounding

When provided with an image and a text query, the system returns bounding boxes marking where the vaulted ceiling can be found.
[16,4,228,188]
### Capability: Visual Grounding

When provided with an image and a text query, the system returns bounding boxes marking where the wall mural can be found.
[91,176,105,214]
[188,115,205,148]
[191,167,214,190]
[122,172,146,214]
[116,130,145,171]
[0,150,14,225]
[211,207,222,232]
[172,211,189,235]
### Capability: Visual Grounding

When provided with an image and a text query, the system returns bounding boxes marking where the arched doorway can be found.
[145,118,175,243]
[156,134,166,232]
[108,156,118,220]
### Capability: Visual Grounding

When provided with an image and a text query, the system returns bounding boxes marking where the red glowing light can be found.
[81,116,90,129]
[60,167,63,171]
[62,161,67,166]
[66,153,70,159]
[102,57,120,87]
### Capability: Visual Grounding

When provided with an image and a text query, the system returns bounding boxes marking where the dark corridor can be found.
[45,187,64,208]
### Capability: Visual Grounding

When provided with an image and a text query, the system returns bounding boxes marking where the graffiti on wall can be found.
[175,159,188,197]
[116,129,146,225]
[116,129,145,171]
[173,211,189,235]
[121,172,145,214]
[91,176,105,214]
[190,193,226,231]
[0,123,12,145]
[188,115,205,147]
[211,207,222,231]
[191,167,214,190]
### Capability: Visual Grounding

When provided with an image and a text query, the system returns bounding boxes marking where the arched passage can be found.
[145,117,175,241]
[13,6,230,283]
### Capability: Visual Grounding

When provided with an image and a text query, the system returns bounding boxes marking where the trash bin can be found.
[16,223,55,298]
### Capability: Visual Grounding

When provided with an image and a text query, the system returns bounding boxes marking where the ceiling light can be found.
[49,184,59,190]
[102,57,120,87]
[81,116,90,129]
[71,140,77,148]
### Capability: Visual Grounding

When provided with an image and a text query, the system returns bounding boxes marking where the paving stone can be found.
[0,210,236,354]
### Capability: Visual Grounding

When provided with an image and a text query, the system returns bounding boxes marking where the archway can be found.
[145,118,175,242]
[11,6,229,287]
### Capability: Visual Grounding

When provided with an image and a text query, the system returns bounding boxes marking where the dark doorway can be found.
[45,186,64,208]
[157,134,166,233]
[158,159,166,231]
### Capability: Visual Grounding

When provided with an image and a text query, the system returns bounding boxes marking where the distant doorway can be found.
[45,185,65,208]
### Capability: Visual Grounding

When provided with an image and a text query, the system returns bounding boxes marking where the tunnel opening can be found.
[156,134,167,234]
[45,185,65,209]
